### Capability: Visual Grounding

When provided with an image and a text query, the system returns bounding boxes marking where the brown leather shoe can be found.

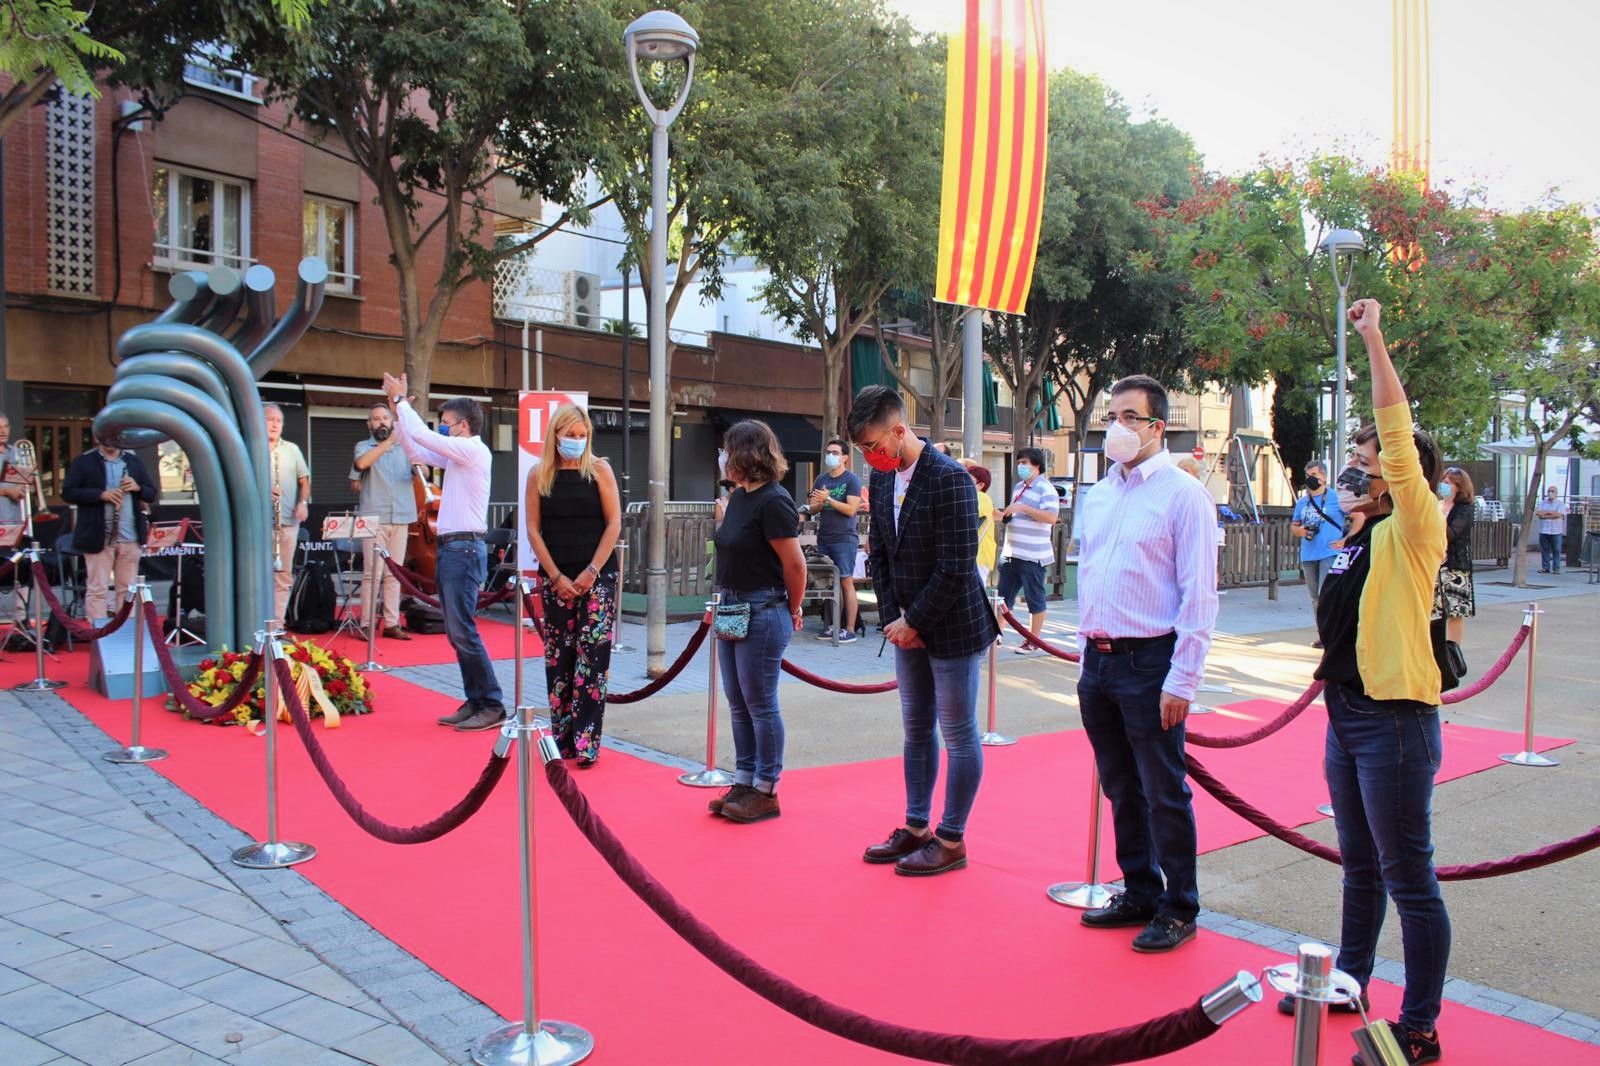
[454,704,508,732]
[437,700,477,726]
[863,827,931,864]
[721,788,780,823]
[708,784,754,816]
[894,837,967,877]
[383,625,412,641]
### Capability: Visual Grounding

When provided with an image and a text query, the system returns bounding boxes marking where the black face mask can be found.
[373,426,391,441]
[1305,475,1322,491]
[1336,466,1373,498]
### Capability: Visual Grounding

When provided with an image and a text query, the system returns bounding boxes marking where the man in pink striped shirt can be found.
[1074,375,1218,954]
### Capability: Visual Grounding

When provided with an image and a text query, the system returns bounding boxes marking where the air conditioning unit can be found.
[563,270,601,329]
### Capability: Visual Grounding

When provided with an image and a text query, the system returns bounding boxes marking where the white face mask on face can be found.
[1104,420,1148,464]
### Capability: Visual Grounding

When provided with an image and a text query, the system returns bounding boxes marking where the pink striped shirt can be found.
[1076,449,1219,701]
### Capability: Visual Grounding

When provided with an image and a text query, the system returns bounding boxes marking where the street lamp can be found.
[625,10,699,677]
[1318,227,1365,470]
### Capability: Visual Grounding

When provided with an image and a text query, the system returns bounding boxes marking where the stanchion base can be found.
[11,677,66,692]
[677,768,735,788]
[1189,704,1215,715]
[230,841,317,869]
[1047,881,1114,910]
[980,731,1018,747]
[1316,803,1335,817]
[355,661,390,673]
[103,745,168,764]
[472,1020,594,1066]
[1499,750,1559,768]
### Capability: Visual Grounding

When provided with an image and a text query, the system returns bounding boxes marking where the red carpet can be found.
[10,649,1587,1065]
[312,612,539,668]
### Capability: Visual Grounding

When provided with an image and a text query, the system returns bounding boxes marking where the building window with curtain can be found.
[152,166,252,272]
[303,197,356,293]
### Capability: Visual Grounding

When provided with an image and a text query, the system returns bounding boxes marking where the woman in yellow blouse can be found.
[960,459,997,585]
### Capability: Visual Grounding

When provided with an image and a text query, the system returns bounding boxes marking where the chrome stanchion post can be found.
[981,592,1015,746]
[356,543,388,673]
[231,624,316,869]
[104,585,166,764]
[1047,763,1114,909]
[512,576,531,711]
[1500,603,1556,767]
[679,594,734,787]
[611,543,628,652]
[1264,944,1370,1066]
[13,548,65,692]
[472,711,594,1066]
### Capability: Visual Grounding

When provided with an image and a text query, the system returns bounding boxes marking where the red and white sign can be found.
[1191,447,1206,461]
[0,523,24,548]
[517,391,589,577]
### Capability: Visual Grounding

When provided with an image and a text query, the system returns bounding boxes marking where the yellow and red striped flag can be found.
[935,0,1048,315]
[1391,0,1431,184]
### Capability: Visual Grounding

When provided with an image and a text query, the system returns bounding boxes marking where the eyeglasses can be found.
[855,430,897,457]
[1099,411,1161,428]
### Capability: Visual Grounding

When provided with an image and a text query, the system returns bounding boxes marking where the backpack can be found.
[287,560,337,634]
[402,595,447,635]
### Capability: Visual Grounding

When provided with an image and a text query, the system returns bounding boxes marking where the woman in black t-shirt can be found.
[1439,467,1476,645]
[525,404,621,766]
[708,421,807,823]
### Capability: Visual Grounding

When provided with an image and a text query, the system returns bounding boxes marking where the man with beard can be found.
[350,401,419,639]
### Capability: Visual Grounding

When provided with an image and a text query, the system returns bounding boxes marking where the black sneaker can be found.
[1352,1021,1440,1065]
[1130,915,1197,953]
[454,704,508,732]
[1278,989,1369,1016]
[1079,892,1157,929]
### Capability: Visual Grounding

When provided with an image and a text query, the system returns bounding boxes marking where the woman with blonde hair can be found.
[525,404,622,766]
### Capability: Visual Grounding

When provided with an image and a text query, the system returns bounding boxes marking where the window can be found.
[152,166,251,271]
[303,198,356,293]
[182,44,257,102]
[158,440,198,503]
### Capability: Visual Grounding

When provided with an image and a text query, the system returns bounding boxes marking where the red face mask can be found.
[861,428,902,472]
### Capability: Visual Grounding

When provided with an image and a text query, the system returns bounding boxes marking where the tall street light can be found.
[1318,227,1365,470]
[625,10,698,677]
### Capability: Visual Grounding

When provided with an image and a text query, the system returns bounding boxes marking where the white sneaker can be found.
[1013,644,1036,655]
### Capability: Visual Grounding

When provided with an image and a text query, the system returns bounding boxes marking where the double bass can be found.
[406,466,441,584]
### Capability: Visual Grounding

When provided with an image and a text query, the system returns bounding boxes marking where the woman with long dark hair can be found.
[1439,467,1476,645]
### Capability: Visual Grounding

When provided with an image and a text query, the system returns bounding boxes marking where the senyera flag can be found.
[936,0,1048,314]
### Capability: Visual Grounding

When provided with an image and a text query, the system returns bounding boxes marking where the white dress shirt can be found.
[391,400,491,535]
[1076,449,1219,701]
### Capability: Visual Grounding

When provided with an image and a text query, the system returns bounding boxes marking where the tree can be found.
[232,0,616,403]
[871,294,964,446]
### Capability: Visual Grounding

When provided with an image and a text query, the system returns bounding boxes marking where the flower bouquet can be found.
[170,640,376,728]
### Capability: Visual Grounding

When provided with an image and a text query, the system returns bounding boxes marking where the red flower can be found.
[327,680,347,696]
[199,658,216,672]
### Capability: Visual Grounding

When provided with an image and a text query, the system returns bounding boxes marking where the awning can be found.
[709,409,823,457]
[1481,435,1583,458]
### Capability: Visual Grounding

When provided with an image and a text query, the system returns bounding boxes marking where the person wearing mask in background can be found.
[805,437,862,642]
[960,459,997,586]
[1439,468,1476,646]
[62,431,157,628]
[1296,299,1449,1066]
[1075,374,1218,954]
[997,446,1059,654]
[525,404,622,766]
[851,387,998,877]
[265,403,310,624]
[1535,485,1568,574]
[1292,460,1344,648]
[349,401,419,640]
[708,420,807,824]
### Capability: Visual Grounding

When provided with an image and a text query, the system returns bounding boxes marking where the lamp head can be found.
[625,10,700,62]
[1319,228,1366,259]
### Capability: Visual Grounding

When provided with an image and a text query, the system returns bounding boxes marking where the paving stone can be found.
[0,1023,63,1066]
[1506,999,1565,1027]
[0,982,102,1035]
[84,975,206,1025]
[211,939,322,980]
[0,927,75,968]
[144,915,255,954]
[256,995,386,1046]
[280,966,373,1008]
[20,950,140,996]
[335,1023,451,1066]
[62,921,172,960]
[4,862,82,892]
[10,900,115,937]
[229,1031,365,1064]
[1547,1018,1600,1042]
[148,1003,284,1056]
[186,969,309,1014]
[0,963,37,996]
[124,1044,226,1065]
[38,1009,174,1065]
[121,944,234,989]
[48,878,139,912]
[0,881,56,912]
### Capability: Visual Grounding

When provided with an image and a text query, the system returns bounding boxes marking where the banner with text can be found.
[517,391,589,578]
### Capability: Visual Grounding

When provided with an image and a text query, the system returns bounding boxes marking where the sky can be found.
[887,0,1600,213]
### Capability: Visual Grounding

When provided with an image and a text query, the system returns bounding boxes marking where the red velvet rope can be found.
[380,554,515,611]
[542,758,1223,1064]
[606,616,712,705]
[779,659,898,694]
[0,557,14,582]
[1440,623,1530,705]
[29,562,136,641]
[1186,681,1325,749]
[146,603,264,722]
[273,658,510,844]
[1185,752,1600,881]
[998,606,1081,662]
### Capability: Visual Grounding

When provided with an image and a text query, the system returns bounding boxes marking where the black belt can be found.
[438,531,484,544]
[1088,632,1175,655]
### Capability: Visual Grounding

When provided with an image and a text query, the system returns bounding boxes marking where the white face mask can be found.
[1104,420,1149,464]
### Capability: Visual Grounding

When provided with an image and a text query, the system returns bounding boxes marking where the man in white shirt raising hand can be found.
[383,372,506,731]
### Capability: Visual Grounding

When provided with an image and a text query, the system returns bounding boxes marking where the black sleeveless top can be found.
[540,469,615,577]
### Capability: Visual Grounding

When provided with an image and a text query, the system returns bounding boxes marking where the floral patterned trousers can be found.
[540,572,616,762]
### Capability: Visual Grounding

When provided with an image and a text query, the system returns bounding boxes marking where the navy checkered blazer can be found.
[866,443,999,659]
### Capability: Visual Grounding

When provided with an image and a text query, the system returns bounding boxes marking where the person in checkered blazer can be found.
[848,387,998,877]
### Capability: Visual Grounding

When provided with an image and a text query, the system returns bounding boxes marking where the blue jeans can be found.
[1539,532,1564,572]
[436,539,504,707]
[1324,682,1450,1033]
[718,588,790,790]
[998,557,1047,613]
[894,646,984,842]
[1077,635,1199,921]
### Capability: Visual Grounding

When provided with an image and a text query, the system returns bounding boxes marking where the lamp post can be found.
[1318,228,1365,469]
[626,10,699,677]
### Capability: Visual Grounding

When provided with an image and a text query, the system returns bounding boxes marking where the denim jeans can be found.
[436,539,504,707]
[1324,682,1450,1033]
[894,646,984,842]
[1302,557,1330,606]
[1539,532,1564,572]
[1077,635,1199,921]
[718,588,790,790]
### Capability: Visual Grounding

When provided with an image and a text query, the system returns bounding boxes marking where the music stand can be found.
[323,513,378,640]
[147,519,204,647]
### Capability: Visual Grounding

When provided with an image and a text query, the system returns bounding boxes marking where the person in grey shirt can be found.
[349,401,420,639]
[0,414,29,626]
